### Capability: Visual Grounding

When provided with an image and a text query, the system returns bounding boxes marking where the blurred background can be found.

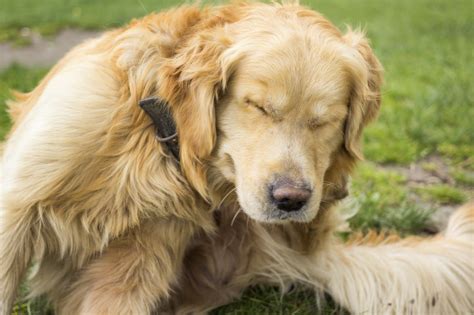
[1,0,472,314]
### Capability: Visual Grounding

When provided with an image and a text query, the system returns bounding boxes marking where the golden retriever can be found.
[0,2,473,314]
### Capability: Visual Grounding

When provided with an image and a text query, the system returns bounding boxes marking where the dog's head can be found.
[160,3,382,223]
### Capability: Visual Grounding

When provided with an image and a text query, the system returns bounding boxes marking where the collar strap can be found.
[139,97,180,162]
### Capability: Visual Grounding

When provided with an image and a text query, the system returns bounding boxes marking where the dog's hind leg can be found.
[56,217,199,315]
[316,203,474,314]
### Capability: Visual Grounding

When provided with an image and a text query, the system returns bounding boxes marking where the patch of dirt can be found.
[384,155,454,186]
[0,29,102,70]
[380,155,471,233]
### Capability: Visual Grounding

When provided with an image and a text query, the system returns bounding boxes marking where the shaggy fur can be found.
[0,2,473,314]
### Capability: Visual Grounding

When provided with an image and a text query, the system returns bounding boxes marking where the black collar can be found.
[139,97,180,162]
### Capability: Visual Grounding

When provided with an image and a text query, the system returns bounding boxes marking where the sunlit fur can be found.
[0,2,472,314]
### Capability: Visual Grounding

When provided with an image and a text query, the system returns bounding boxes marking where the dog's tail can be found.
[318,203,474,314]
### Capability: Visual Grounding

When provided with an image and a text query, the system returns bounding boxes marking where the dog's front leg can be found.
[0,198,35,315]
[57,217,198,315]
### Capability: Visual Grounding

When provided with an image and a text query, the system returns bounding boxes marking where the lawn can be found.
[1,0,473,314]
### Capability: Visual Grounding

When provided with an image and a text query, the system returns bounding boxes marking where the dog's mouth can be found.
[237,204,317,224]
[262,206,313,223]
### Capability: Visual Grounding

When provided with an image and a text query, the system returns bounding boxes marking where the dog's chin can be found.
[240,205,318,224]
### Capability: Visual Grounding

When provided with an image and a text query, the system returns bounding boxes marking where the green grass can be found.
[349,163,433,234]
[213,286,347,314]
[1,0,473,313]
[417,184,468,204]
[452,169,474,187]
[438,144,474,167]
[0,0,184,42]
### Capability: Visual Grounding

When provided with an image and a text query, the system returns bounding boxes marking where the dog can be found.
[1,2,473,314]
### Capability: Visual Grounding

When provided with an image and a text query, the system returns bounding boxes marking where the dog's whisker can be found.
[230,208,243,227]
[245,214,251,232]
[218,187,237,209]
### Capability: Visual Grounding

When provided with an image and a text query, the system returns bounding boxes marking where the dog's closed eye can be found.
[308,118,329,130]
[244,97,269,116]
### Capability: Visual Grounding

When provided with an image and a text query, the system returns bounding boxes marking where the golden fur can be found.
[0,2,472,314]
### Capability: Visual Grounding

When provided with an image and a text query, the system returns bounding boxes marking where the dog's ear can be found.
[342,30,383,160]
[159,28,241,199]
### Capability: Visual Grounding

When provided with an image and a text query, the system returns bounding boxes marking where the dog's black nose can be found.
[270,179,311,212]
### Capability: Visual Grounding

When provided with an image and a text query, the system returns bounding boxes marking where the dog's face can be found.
[214,38,351,223]
[161,3,382,223]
